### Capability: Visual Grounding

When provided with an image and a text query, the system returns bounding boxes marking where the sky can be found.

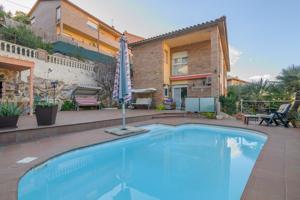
[1,0,300,81]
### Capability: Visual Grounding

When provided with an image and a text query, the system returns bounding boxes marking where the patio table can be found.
[243,114,266,125]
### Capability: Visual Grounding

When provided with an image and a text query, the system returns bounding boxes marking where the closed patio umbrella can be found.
[113,34,132,130]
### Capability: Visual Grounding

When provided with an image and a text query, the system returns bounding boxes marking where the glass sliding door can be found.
[172,86,188,110]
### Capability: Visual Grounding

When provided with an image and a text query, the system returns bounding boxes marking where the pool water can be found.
[18,124,267,200]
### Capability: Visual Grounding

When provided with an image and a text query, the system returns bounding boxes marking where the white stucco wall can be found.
[0,41,97,86]
[21,59,97,86]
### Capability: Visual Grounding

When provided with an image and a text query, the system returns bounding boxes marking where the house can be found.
[28,0,121,56]
[129,17,230,109]
[227,76,247,86]
[124,31,145,44]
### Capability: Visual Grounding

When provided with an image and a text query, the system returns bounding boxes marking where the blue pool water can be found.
[18,124,267,200]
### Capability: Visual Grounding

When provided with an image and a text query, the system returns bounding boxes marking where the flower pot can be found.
[0,116,19,128]
[295,121,300,128]
[35,105,58,126]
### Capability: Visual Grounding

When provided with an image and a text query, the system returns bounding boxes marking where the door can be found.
[172,86,188,109]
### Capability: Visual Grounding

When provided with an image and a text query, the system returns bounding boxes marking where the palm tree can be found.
[241,79,271,100]
[277,65,300,93]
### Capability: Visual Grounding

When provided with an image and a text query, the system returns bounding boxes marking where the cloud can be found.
[248,74,271,81]
[229,45,242,66]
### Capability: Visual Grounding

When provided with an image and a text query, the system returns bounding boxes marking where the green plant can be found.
[12,11,30,24]
[0,103,21,116]
[0,26,53,53]
[35,101,57,108]
[156,104,166,111]
[277,65,300,94]
[61,100,75,111]
[291,111,300,121]
[200,112,216,119]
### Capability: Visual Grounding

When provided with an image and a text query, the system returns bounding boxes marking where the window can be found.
[30,17,35,25]
[0,75,4,99]
[164,87,169,97]
[206,77,212,86]
[56,6,61,22]
[200,77,212,86]
[87,20,98,30]
[172,52,188,75]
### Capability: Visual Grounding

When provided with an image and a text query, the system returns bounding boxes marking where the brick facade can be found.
[131,41,164,106]
[130,17,229,108]
[170,41,212,75]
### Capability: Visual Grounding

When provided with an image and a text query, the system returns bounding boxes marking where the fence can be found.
[239,99,297,114]
[185,97,216,112]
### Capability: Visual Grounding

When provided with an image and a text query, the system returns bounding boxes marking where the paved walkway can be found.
[1,109,172,132]
[0,117,299,200]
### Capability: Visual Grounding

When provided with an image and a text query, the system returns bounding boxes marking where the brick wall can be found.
[170,40,212,75]
[131,41,164,106]
[170,40,213,98]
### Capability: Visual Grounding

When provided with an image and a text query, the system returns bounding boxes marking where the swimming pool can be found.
[18,124,267,200]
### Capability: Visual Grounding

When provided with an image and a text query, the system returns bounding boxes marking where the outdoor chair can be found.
[259,104,291,127]
[132,98,152,109]
[74,95,100,111]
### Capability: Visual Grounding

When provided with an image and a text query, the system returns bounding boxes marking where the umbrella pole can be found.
[122,102,126,130]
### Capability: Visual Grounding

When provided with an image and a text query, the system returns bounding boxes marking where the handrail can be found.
[0,40,95,71]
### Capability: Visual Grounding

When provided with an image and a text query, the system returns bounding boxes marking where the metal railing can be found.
[240,99,298,114]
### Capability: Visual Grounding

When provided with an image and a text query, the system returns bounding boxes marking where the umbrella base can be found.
[105,126,148,136]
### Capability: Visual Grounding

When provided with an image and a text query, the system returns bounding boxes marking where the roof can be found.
[129,16,230,71]
[227,76,248,83]
[28,0,121,36]
[129,16,227,46]
[124,31,145,44]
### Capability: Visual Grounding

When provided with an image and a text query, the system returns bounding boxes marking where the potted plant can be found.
[293,112,300,128]
[0,102,21,128]
[35,80,59,126]
[35,102,58,126]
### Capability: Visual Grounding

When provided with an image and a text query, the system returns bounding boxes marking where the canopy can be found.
[72,85,101,96]
[131,88,157,94]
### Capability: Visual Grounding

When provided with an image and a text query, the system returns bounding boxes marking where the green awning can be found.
[52,41,115,64]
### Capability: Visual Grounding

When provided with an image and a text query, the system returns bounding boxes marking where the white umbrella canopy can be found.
[113,34,132,129]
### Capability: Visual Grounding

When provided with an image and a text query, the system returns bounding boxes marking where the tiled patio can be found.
[1,109,172,131]
[0,115,299,200]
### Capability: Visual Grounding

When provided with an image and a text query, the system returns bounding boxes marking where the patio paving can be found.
[1,109,176,132]
[0,116,299,200]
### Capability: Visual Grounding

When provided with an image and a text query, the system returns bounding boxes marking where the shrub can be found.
[0,26,53,53]
[61,100,75,111]
[200,112,216,119]
[0,103,21,116]
[156,104,166,110]
[35,101,57,108]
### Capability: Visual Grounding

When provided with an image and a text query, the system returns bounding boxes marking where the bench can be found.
[74,96,99,111]
[132,98,152,109]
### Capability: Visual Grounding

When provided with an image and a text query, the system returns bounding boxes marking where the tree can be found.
[240,79,272,100]
[277,65,300,93]
[13,11,30,24]
[94,60,117,107]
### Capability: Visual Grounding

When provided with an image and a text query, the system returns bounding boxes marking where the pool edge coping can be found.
[15,121,270,200]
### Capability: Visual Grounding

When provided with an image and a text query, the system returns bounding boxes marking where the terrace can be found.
[0,111,299,199]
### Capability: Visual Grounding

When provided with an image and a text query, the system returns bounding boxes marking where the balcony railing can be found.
[0,40,95,72]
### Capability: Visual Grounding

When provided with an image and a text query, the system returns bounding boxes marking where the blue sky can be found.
[2,0,300,81]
